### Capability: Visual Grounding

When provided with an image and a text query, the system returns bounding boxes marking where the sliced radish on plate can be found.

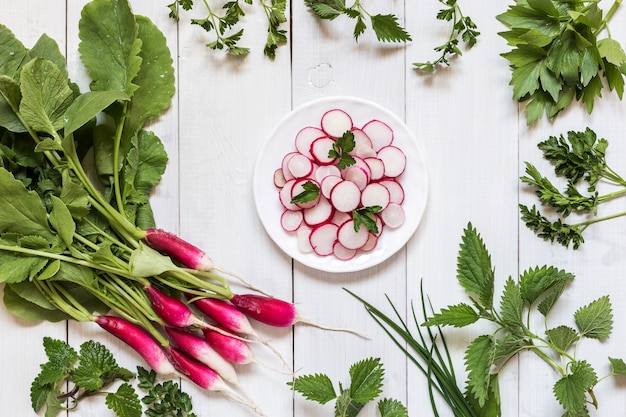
[377,146,406,178]
[287,153,314,178]
[330,180,361,212]
[297,225,313,253]
[360,182,390,210]
[320,175,343,199]
[274,168,286,188]
[364,157,385,181]
[378,179,405,204]
[337,220,370,250]
[303,196,334,226]
[310,137,338,165]
[342,166,369,191]
[333,242,357,260]
[381,202,405,228]
[295,126,325,159]
[279,179,299,211]
[362,119,394,151]
[321,109,353,138]
[309,223,339,256]
[360,233,378,252]
[280,210,303,232]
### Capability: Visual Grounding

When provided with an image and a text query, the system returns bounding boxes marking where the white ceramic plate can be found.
[253,96,429,273]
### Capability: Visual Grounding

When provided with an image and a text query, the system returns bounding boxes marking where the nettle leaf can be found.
[304,0,345,20]
[465,374,501,417]
[377,398,408,417]
[105,383,141,417]
[546,325,579,352]
[370,14,412,43]
[609,357,626,375]
[424,303,479,328]
[0,167,55,241]
[574,295,613,340]
[289,373,337,404]
[349,357,384,403]
[553,360,597,414]
[70,340,122,391]
[19,58,74,136]
[519,266,574,306]
[499,277,524,328]
[457,223,494,308]
[464,335,496,407]
[79,0,142,95]
[120,15,176,147]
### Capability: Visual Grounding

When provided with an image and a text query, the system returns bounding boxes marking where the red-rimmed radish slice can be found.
[350,128,376,158]
[360,233,378,252]
[342,166,369,191]
[360,182,390,210]
[287,153,314,178]
[337,220,369,250]
[295,126,325,159]
[281,152,298,181]
[309,223,339,256]
[333,242,357,260]
[310,137,337,165]
[274,168,286,188]
[320,109,353,138]
[320,175,343,199]
[378,179,405,204]
[381,202,405,228]
[362,119,394,151]
[315,164,341,183]
[303,197,334,226]
[279,179,299,211]
[364,157,385,181]
[297,225,313,253]
[291,179,321,209]
[331,210,351,226]
[330,180,361,212]
[377,146,406,178]
[280,210,303,232]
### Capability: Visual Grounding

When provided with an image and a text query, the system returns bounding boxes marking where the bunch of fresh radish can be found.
[274,108,407,260]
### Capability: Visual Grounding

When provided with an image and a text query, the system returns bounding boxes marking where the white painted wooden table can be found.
[2,1,626,416]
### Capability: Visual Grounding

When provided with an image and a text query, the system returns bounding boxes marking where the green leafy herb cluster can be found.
[0,0,231,351]
[497,0,626,124]
[329,130,357,170]
[288,357,407,417]
[424,223,626,416]
[168,0,287,58]
[31,337,196,417]
[304,0,411,44]
[520,128,626,249]
[414,0,480,71]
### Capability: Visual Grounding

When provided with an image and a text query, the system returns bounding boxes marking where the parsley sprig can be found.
[497,0,626,124]
[520,128,626,249]
[288,357,408,417]
[423,223,626,416]
[167,0,287,58]
[304,0,411,43]
[328,130,357,169]
[352,205,382,234]
[414,0,480,71]
[291,180,321,204]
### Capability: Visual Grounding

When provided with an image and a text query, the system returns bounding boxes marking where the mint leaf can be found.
[456,223,494,308]
[288,373,336,404]
[106,383,141,417]
[349,357,384,403]
[290,180,320,204]
[424,303,479,328]
[574,295,613,340]
[70,340,128,391]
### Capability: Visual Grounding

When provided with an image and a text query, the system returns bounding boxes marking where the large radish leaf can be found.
[0,24,28,78]
[0,75,25,132]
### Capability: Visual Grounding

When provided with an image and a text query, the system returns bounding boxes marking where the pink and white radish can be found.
[302,196,334,226]
[360,182,390,210]
[95,315,176,375]
[333,242,357,260]
[310,137,338,165]
[320,109,353,138]
[165,326,240,386]
[202,327,256,365]
[381,202,406,228]
[143,228,215,272]
[364,157,385,180]
[287,153,315,179]
[337,220,370,250]
[278,179,300,211]
[280,210,303,232]
[378,179,405,204]
[362,119,394,151]
[329,180,361,212]
[376,145,406,178]
[309,223,338,256]
[320,175,343,199]
[295,126,325,159]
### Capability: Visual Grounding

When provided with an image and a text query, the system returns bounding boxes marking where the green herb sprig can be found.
[291,180,321,204]
[304,0,411,44]
[328,130,357,169]
[520,128,626,249]
[167,0,287,58]
[497,0,626,124]
[414,0,480,71]
[424,223,626,416]
[138,367,197,417]
[352,205,382,234]
[288,357,408,417]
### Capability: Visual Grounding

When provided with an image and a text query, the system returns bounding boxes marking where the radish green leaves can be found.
[497,0,626,124]
[425,223,626,415]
